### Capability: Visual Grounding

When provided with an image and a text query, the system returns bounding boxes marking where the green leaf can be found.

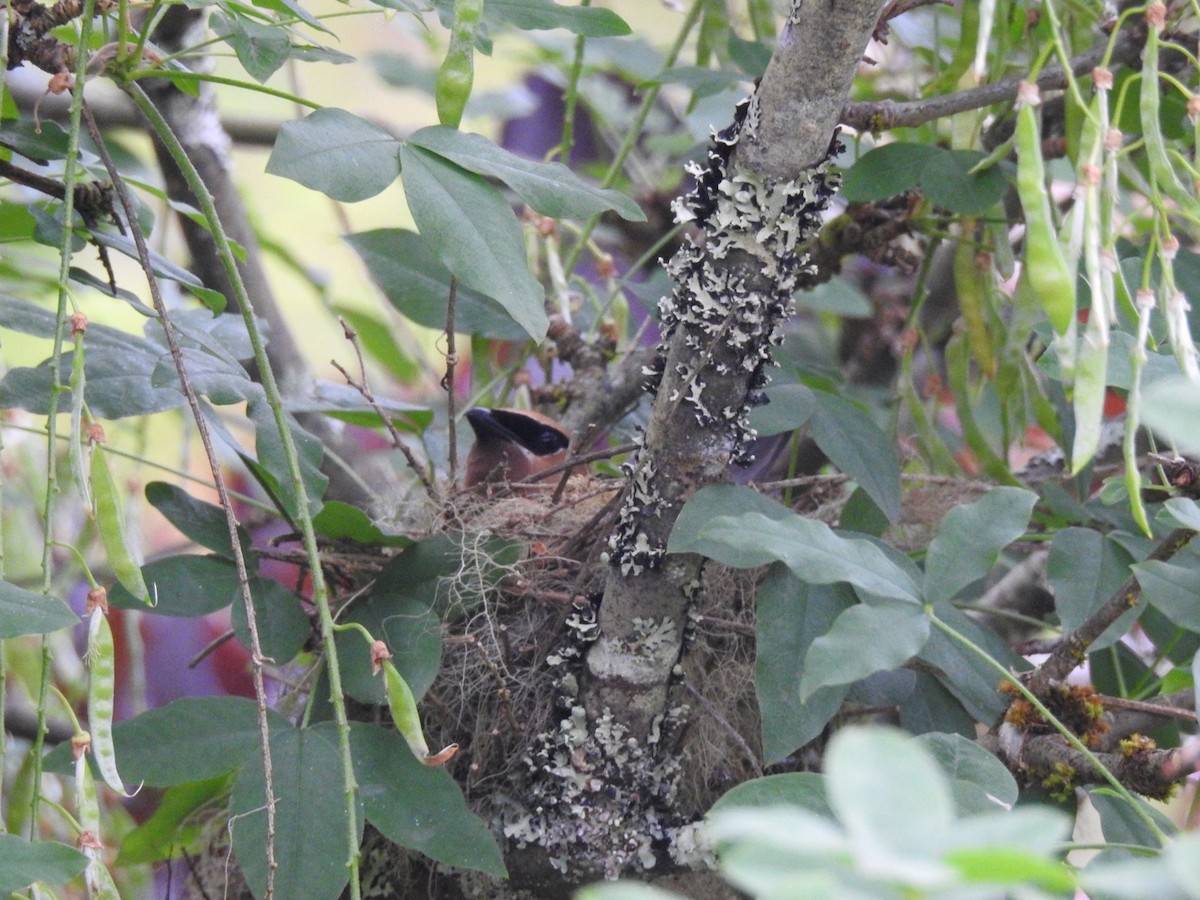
[0,581,77,638]
[1165,831,1200,898]
[800,601,930,700]
[313,501,413,547]
[841,144,1007,215]
[89,231,225,309]
[840,142,939,202]
[644,65,748,98]
[145,481,252,560]
[479,0,630,36]
[795,278,873,318]
[748,382,816,436]
[943,847,1075,891]
[231,577,311,663]
[0,835,87,892]
[1048,528,1137,645]
[117,774,232,864]
[231,723,360,900]
[915,733,1018,815]
[1142,376,1200,454]
[0,331,179,420]
[809,391,901,523]
[407,126,644,222]
[217,12,291,82]
[0,119,73,162]
[670,486,922,603]
[351,723,506,876]
[920,150,1008,216]
[711,772,833,820]
[1134,559,1200,631]
[899,671,977,737]
[42,697,290,787]
[1087,787,1176,849]
[944,806,1069,857]
[400,144,547,340]
[576,886,682,900]
[338,590,442,705]
[244,399,328,520]
[267,108,402,202]
[755,566,853,762]
[924,487,1037,604]
[346,229,530,339]
[286,380,430,431]
[109,555,239,616]
[1161,497,1200,532]
[826,727,953,857]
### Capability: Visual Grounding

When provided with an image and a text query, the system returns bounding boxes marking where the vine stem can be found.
[928,611,1170,845]
[122,82,363,899]
[554,0,590,164]
[28,0,96,838]
[561,0,704,276]
[81,103,279,896]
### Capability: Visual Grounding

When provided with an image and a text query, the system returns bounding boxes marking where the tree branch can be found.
[841,22,1146,132]
[1027,528,1196,695]
[584,0,885,755]
[739,0,887,175]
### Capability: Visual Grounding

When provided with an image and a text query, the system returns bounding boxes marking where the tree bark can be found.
[489,0,889,885]
[586,0,885,741]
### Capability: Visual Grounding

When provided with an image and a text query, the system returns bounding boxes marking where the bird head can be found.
[464,407,571,488]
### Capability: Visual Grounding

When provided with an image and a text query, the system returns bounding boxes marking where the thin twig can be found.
[552,421,599,505]
[1099,694,1197,723]
[683,681,763,778]
[81,102,279,898]
[333,318,439,502]
[443,276,459,485]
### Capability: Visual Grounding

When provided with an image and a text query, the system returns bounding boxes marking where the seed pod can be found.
[86,602,127,794]
[435,0,483,128]
[90,449,150,605]
[381,658,457,766]
[1014,92,1076,336]
[1141,9,1200,220]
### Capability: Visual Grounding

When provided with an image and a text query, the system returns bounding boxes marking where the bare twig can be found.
[81,102,279,898]
[841,23,1146,132]
[683,681,763,778]
[1100,694,1197,723]
[333,319,439,503]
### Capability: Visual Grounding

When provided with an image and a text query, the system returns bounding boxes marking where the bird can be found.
[463,407,571,488]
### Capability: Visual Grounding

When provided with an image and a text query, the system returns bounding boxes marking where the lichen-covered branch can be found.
[491,0,885,883]
[738,0,885,176]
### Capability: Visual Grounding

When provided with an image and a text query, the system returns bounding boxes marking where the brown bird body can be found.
[464,407,571,487]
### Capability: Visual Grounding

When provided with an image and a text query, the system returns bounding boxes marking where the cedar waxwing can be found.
[464,407,571,487]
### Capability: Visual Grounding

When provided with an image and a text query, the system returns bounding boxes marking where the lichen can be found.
[608,90,840,575]
[497,703,689,879]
